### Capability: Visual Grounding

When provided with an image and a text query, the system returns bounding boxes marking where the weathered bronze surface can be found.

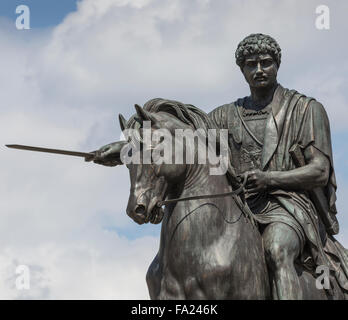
[88,34,348,300]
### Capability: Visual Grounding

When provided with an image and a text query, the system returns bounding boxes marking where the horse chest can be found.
[159,202,240,271]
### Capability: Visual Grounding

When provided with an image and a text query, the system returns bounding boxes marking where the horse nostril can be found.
[135,205,146,215]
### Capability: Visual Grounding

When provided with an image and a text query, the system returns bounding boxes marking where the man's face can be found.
[241,53,278,89]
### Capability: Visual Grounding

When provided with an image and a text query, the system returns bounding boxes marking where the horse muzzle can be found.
[127,201,164,225]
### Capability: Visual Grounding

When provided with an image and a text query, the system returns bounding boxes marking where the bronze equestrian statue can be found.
[87,34,348,300]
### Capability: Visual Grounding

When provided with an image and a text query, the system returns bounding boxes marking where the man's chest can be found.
[227,103,271,173]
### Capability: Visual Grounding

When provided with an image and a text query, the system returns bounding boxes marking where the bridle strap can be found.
[156,172,248,207]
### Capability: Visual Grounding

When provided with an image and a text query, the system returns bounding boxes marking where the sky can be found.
[0,0,347,299]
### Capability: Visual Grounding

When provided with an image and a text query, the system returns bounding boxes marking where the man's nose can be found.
[256,62,263,74]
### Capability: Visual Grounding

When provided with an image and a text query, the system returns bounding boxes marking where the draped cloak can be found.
[208,84,348,294]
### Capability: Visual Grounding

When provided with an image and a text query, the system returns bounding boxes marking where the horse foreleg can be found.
[146,254,186,299]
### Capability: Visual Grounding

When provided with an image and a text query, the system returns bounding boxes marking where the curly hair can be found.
[235,33,281,68]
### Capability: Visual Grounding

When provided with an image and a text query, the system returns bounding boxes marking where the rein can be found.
[156,172,248,207]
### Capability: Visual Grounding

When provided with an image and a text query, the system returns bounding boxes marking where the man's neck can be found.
[249,83,278,110]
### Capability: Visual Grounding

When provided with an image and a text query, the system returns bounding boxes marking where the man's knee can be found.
[263,223,301,269]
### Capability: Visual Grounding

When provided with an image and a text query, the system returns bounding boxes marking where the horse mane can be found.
[129,98,218,132]
[125,98,239,189]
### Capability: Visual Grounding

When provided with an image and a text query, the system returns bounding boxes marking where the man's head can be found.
[235,34,281,89]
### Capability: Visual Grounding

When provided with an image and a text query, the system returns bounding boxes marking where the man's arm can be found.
[245,145,330,193]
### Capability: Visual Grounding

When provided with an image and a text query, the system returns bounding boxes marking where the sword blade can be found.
[5,144,94,158]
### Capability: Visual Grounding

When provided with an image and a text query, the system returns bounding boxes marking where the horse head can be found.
[120,98,224,225]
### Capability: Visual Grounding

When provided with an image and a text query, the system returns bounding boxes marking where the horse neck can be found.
[168,163,232,200]
[161,163,244,245]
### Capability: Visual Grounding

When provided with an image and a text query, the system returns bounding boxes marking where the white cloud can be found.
[0,232,159,299]
[0,0,347,299]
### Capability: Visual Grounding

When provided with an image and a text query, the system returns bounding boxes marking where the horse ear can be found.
[134,104,156,124]
[118,114,127,132]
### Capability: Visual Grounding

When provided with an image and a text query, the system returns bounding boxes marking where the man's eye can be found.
[261,59,273,67]
[246,61,257,67]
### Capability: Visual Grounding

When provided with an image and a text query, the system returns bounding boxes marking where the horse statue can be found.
[119,98,338,300]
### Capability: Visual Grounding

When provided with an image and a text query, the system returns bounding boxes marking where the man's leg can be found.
[262,222,302,300]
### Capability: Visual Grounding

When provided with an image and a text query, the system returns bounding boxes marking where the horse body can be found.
[146,165,270,299]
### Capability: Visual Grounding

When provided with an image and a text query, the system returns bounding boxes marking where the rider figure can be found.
[88,34,348,300]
